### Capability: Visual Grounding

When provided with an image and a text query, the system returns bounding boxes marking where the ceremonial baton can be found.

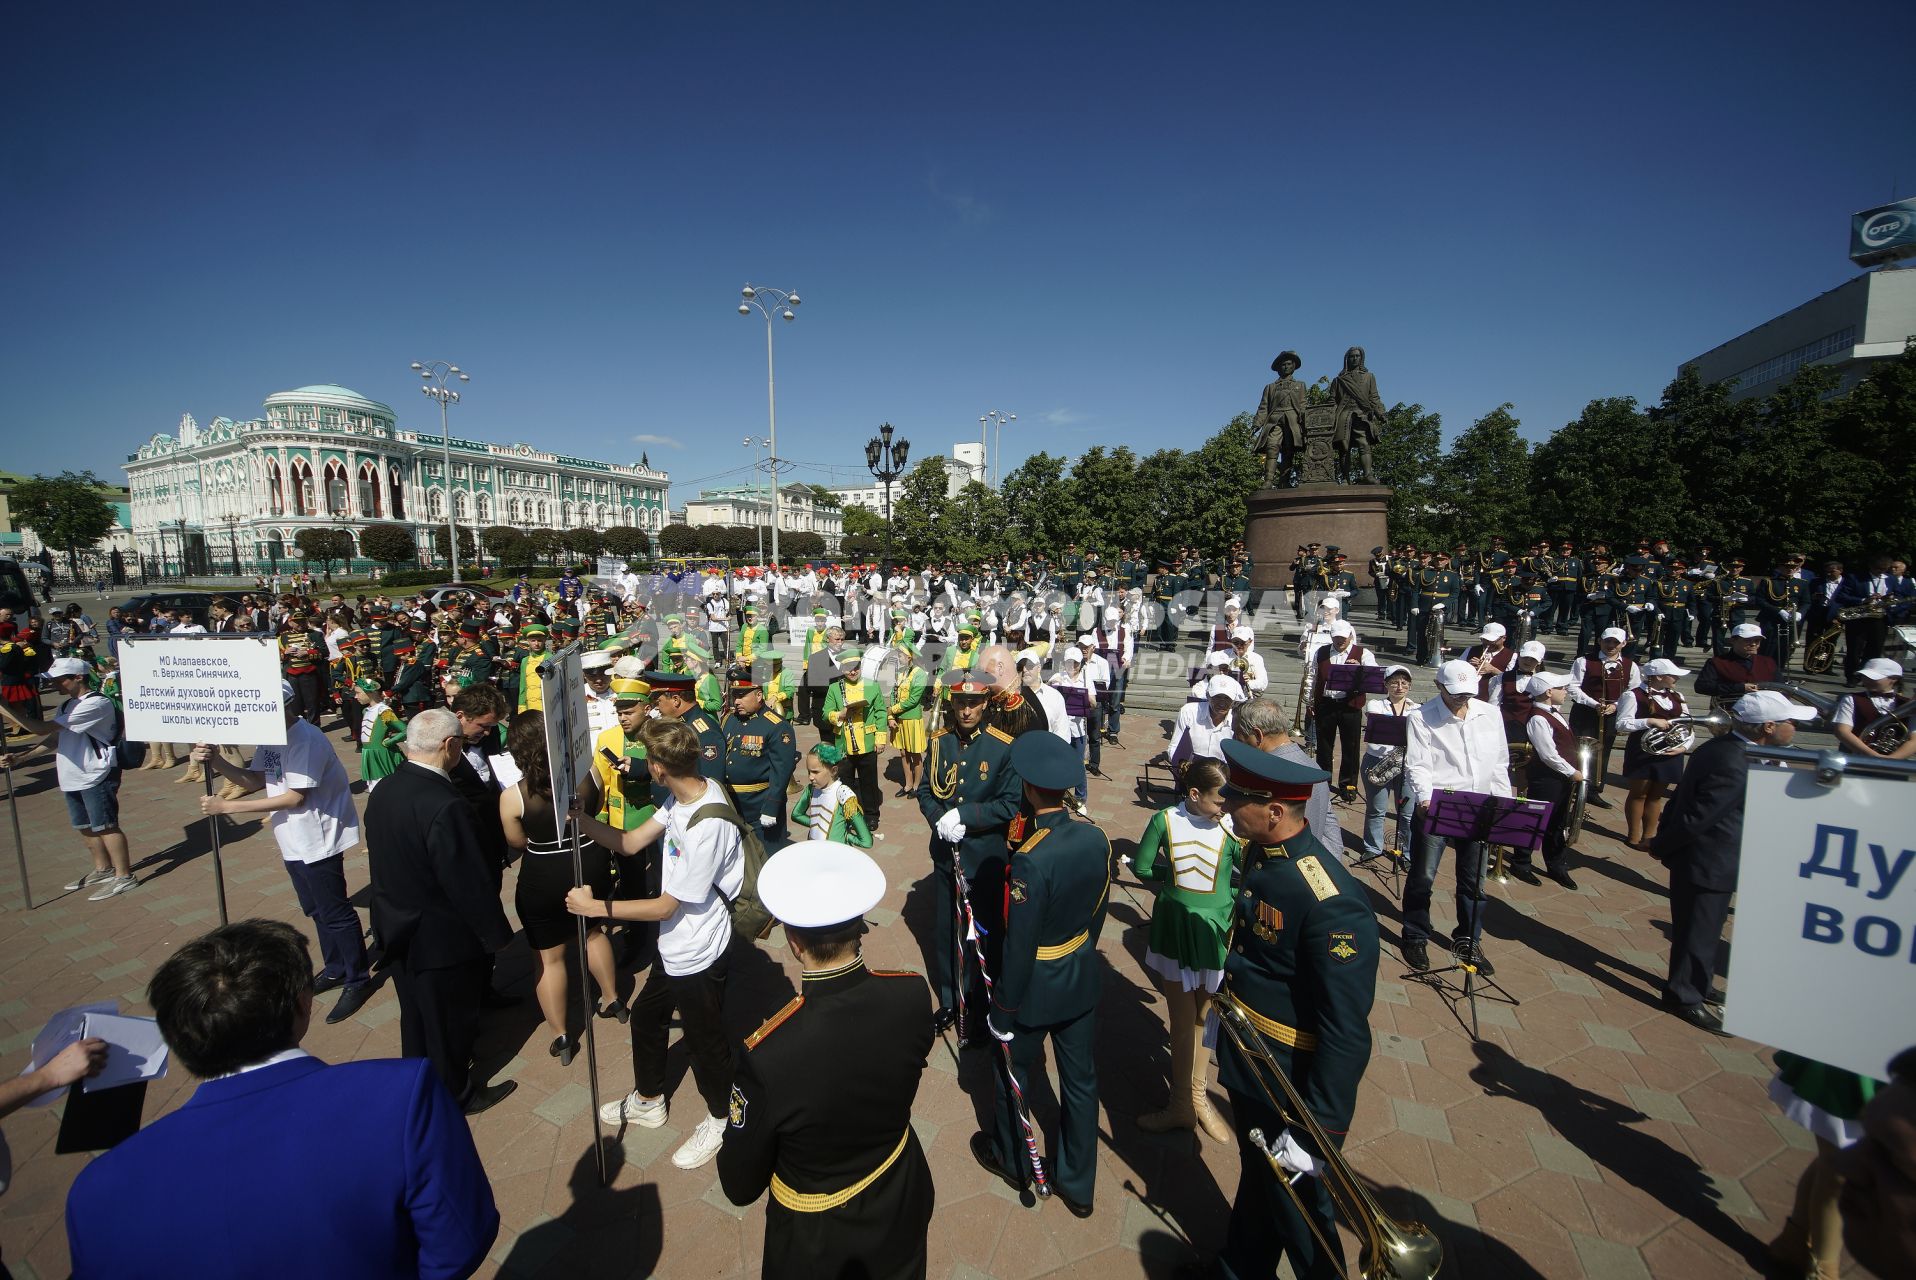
[953,864,1051,1198]
[5,753,31,909]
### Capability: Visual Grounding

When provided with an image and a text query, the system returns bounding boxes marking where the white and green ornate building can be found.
[125,384,671,573]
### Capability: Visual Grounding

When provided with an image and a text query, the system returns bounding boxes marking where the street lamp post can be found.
[982,410,1015,488]
[411,360,470,582]
[737,284,799,566]
[742,436,771,566]
[863,422,910,577]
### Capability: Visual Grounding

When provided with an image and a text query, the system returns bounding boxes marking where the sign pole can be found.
[204,768,230,926]
[5,756,32,910]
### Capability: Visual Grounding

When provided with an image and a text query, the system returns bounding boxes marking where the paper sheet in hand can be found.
[21,1002,117,1108]
[78,1012,170,1092]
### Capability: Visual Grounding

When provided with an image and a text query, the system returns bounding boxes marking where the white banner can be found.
[119,636,287,747]
[596,556,625,580]
[538,644,592,805]
[1724,764,1916,1080]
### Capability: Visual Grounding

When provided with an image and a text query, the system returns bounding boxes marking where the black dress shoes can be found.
[462,1080,519,1115]
[324,982,374,1024]
[1589,795,1613,809]
[311,971,346,996]
[970,1132,1026,1194]
[1507,864,1543,886]
[1402,939,1430,972]
[1546,867,1579,891]
[1674,1004,1730,1037]
[933,1007,958,1033]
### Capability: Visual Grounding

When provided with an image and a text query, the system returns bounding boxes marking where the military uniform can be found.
[1655,574,1697,660]
[987,801,1111,1209]
[1214,745,1379,1280]
[1410,562,1460,666]
[1577,563,1621,654]
[725,700,799,845]
[914,676,1021,1022]
[1550,547,1583,636]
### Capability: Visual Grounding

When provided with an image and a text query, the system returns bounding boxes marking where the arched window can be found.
[323,461,348,516]
[266,460,285,515]
[388,464,407,520]
[535,500,547,525]
[596,503,609,527]
[623,506,636,527]
[453,491,470,521]
[289,459,315,516]
[428,489,445,521]
[357,463,382,517]
[475,493,491,523]
[507,497,520,522]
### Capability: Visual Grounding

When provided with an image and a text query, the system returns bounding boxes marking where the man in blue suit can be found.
[65,919,498,1280]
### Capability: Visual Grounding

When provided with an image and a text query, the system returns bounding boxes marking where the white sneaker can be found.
[671,1114,727,1170]
[598,1090,667,1129]
[65,868,113,892]
[87,875,138,902]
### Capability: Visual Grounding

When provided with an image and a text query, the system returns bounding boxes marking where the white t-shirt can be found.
[656,778,743,976]
[53,693,117,791]
[249,719,361,864]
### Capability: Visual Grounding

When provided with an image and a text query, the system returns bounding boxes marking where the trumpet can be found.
[1212,991,1443,1279]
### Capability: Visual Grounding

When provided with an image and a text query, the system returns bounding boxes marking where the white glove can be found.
[758,814,777,829]
[1266,1129,1318,1177]
[988,1016,1014,1043]
[935,809,964,842]
[1473,585,1484,595]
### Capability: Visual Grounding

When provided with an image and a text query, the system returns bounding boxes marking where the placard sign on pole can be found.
[537,643,608,1184]
[1723,763,1916,1081]
[596,555,625,581]
[119,636,288,747]
[119,636,287,925]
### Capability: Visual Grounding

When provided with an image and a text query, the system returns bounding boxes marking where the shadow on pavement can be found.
[134,813,264,885]
[498,1141,661,1279]
[1469,1039,1769,1271]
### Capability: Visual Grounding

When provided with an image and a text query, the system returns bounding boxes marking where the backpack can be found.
[82,694,146,771]
[686,800,775,941]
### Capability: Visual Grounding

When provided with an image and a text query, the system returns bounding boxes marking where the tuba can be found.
[1564,738,1595,845]
[1641,713,1727,756]
[1863,697,1916,754]
[1212,991,1444,1279]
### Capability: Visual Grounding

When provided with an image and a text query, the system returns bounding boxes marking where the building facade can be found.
[683,483,844,548]
[1682,268,1916,400]
[825,479,904,514]
[125,384,671,574]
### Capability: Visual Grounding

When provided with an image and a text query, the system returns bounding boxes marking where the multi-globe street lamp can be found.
[737,284,798,565]
[864,422,910,576]
[411,360,469,582]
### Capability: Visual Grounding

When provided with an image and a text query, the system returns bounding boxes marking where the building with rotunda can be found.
[125,384,670,574]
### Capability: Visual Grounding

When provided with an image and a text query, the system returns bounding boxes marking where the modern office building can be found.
[124,383,671,573]
[824,478,905,514]
[1682,267,1916,400]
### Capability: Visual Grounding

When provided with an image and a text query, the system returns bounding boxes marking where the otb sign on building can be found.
[1724,765,1916,1080]
[119,636,288,747]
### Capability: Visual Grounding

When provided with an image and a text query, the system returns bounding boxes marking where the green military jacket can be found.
[915,722,1021,876]
[993,811,1111,1029]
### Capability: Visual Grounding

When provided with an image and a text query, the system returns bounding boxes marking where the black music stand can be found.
[1410,788,1551,1039]
[1350,712,1410,891]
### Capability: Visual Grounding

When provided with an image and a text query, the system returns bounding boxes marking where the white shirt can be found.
[1405,696,1513,809]
[1526,705,1578,777]
[1208,646,1269,692]
[1030,682,1071,742]
[1616,686,1688,733]
[250,719,361,864]
[1568,652,1643,709]
[656,779,743,976]
[1169,701,1234,765]
[1050,668,1094,740]
[170,622,207,635]
[1832,691,1896,728]
[584,686,619,737]
[1361,695,1419,760]
[52,692,117,791]
[1075,651,1112,690]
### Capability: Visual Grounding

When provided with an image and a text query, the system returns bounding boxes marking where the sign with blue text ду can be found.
[1724,765,1916,1081]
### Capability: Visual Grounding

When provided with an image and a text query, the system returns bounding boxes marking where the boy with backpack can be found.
[565,716,756,1172]
[0,656,139,899]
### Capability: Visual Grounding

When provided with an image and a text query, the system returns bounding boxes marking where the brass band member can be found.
[1616,658,1691,851]
[1311,621,1377,800]
[1567,627,1640,810]
[1832,659,1916,761]
[1513,672,1580,890]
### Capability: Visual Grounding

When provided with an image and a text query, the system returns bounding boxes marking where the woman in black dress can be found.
[500,710,621,1065]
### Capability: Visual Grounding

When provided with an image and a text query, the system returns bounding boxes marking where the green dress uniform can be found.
[1411,566,1459,664]
[725,705,798,844]
[717,958,937,1280]
[1133,803,1241,980]
[914,696,1021,1019]
[989,807,1111,1206]
[1216,820,1379,1280]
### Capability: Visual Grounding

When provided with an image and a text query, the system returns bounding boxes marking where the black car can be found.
[116,591,217,624]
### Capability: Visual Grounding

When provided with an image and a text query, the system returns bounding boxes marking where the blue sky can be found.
[3,2,1909,504]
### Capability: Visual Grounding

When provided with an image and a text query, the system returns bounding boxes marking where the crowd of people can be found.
[1,537,1912,1279]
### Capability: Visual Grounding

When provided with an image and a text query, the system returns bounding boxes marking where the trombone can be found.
[1211,991,1444,1280]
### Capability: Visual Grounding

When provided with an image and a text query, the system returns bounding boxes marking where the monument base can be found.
[1246,484,1392,593]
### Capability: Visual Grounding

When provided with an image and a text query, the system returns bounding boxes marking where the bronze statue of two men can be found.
[1251,346,1385,486]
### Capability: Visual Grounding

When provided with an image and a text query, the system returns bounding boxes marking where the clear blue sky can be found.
[3,2,1909,504]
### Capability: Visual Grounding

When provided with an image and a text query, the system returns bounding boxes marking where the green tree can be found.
[602,527,652,561]
[944,481,1010,564]
[1840,342,1916,559]
[294,528,355,580]
[1370,403,1444,548]
[842,534,885,561]
[1433,405,1532,547]
[563,526,606,560]
[807,484,841,509]
[357,523,416,571]
[10,470,116,577]
[528,529,568,565]
[430,525,477,565]
[1067,445,1151,554]
[842,504,889,538]
[657,524,699,555]
[999,451,1077,557]
[1135,447,1195,562]
[782,530,827,559]
[1187,415,1263,555]
[892,456,952,564]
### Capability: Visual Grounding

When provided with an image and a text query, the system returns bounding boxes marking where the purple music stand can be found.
[1363,713,1409,747]
[1325,664,1390,696]
[1427,789,1552,852]
[1056,684,1092,718]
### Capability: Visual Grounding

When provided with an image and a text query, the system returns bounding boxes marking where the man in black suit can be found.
[366,706,518,1114]
[1650,690,1813,1035]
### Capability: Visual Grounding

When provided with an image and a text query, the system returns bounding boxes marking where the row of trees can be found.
[862,345,1915,568]
[655,525,830,560]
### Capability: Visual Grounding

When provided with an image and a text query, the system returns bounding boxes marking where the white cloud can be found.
[925,168,998,227]
[631,433,683,449]
[1041,408,1087,426]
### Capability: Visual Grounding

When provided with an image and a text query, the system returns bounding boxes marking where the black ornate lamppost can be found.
[863,422,909,577]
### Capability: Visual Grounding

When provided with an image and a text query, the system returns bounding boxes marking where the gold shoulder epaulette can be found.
[986,726,1015,744]
[868,968,923,979]
[764,711,783,723]
[745,995,805,1050]
[929,728,950,741]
